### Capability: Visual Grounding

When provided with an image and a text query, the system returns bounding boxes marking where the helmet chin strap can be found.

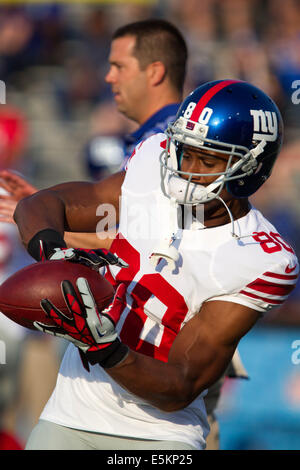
[215,195,239,239]
[215,195,253,241]
[213,140,267,240]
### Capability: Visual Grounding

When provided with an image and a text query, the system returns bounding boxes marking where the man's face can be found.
[105,36,149,123]
[179,144,230,186]
[179,144,239,217]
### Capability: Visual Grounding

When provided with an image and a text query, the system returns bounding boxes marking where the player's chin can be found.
[114,93,123,105]
[202,197,220,214]
[114,99,126,113]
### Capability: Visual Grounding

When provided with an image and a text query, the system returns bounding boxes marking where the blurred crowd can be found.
[0,0,299,450]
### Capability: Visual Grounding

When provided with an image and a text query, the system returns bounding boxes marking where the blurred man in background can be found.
[105,19,186,160]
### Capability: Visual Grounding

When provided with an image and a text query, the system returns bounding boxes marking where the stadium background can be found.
[0,0,299,450]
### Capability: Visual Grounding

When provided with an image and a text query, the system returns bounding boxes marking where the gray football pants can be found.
[25,419,197,450]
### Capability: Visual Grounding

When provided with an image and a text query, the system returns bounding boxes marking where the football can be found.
[0,260,115,331]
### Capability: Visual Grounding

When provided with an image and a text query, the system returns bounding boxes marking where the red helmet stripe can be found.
[190,79,240,123]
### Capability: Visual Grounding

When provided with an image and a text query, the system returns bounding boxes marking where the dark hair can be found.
[112,19,188,94]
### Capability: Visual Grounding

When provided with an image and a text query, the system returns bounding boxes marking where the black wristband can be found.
[85,339,129,369]
[27,229,67,261]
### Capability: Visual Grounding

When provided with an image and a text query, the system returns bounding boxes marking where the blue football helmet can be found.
[160,79,283,204]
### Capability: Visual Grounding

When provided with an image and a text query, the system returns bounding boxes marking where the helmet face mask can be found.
[160,80,283,205]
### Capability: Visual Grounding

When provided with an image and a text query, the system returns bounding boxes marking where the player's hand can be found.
[34,281,129,370]
[0,170,37,200]
[28,229,128,269]
[0,170,37,224]
[48,247,129,270]
[0,197,18,224]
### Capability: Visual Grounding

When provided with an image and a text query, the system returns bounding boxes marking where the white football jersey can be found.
[41,134,298,450]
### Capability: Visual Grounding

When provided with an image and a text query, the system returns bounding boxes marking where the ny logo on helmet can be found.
[250,109,278,142]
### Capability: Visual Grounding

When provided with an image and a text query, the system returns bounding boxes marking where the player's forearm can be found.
[106,317,238,412]
[106,349,200,412]
[14,180,105,247]
[64,231,115,250]
[14,190,66,247]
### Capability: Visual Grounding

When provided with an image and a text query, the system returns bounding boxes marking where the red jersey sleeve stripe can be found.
[263,271,298,281]
[246,278,296,296]
[240,290,284,305]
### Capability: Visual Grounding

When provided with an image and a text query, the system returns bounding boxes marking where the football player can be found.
[13,80,299,450]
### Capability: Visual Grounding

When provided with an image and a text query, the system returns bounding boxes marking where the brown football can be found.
[0,260,115,331]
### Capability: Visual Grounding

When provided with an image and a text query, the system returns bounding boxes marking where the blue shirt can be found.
[123,103,180,159]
